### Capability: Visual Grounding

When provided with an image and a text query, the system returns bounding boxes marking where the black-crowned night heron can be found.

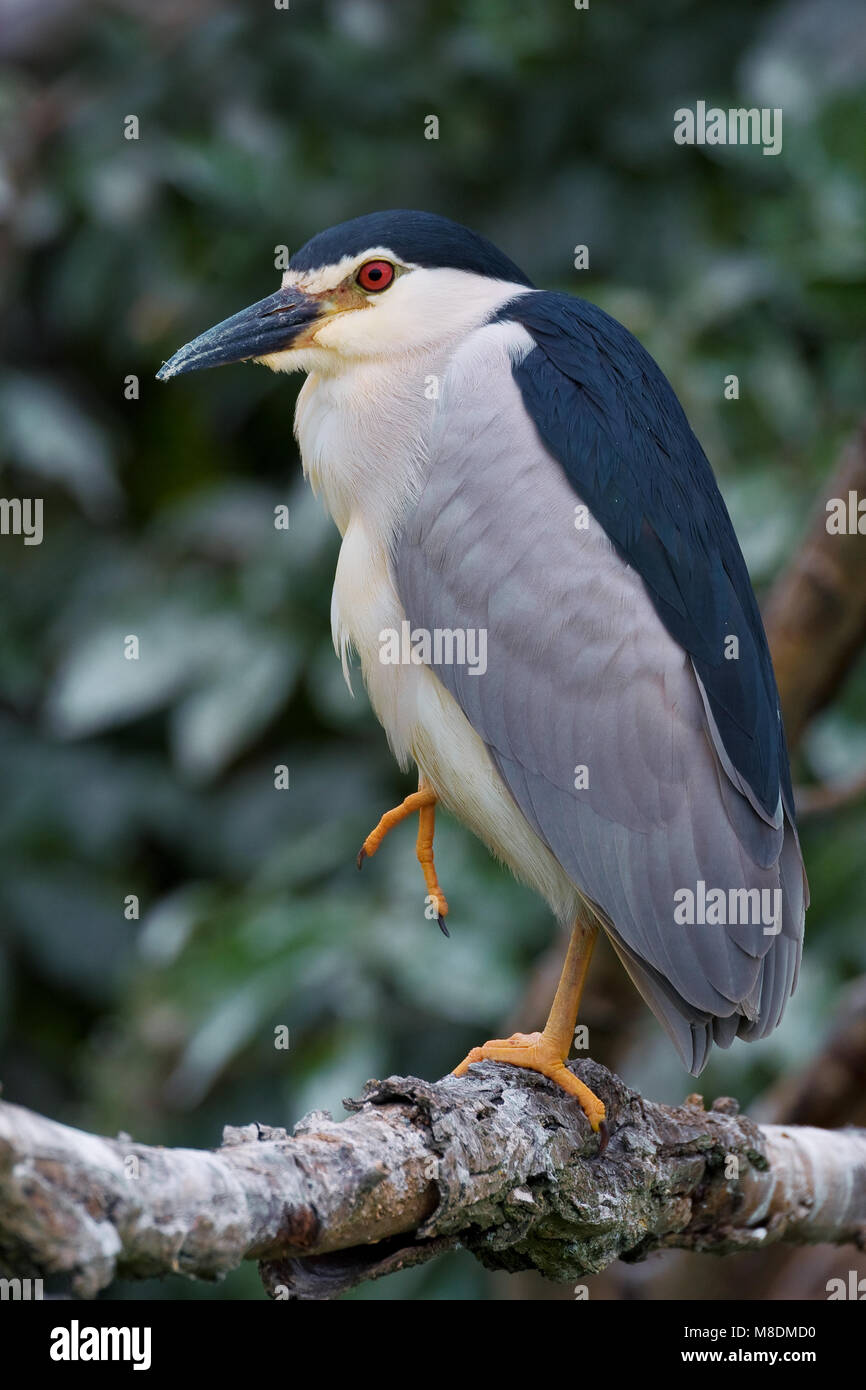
[157,210,808,1134]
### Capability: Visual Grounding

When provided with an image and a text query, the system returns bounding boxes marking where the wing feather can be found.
[395,313,807,1073]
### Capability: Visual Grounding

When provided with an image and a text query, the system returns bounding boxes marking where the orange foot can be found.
[452,1029,606,1132]
[357,783,450,936]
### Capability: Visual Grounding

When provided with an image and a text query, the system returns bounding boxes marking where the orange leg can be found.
[358,780,449,934]
[416,799,449,932]
[452,917,605,1131]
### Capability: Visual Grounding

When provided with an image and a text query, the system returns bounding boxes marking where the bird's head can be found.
[156,210,533,381]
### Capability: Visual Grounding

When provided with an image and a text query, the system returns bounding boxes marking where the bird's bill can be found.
[155,286,322,380]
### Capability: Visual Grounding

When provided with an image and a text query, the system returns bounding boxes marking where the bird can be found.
[157,209,808,1134]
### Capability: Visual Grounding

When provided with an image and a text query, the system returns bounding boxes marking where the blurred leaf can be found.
[0,372,121,517]
[171,641,299,781]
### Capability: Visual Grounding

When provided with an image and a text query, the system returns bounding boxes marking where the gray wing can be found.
[395,322,806,1074]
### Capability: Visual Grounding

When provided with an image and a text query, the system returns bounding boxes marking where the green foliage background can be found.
[0,0,864,1299]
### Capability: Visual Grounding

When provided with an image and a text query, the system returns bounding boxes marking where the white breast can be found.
[293,318,583,925]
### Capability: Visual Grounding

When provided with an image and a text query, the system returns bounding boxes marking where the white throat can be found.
[292,270,530,542]
[290,272,530,752]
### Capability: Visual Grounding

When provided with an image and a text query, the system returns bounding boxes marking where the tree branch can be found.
[2,1060,864,1300]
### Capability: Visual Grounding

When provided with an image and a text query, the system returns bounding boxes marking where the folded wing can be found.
[395,304,807,1073]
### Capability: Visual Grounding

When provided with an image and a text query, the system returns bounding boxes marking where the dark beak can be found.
[156,286,322,380]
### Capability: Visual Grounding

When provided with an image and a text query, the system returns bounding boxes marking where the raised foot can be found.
[356,785,450,929]
[452,1030,606,1131]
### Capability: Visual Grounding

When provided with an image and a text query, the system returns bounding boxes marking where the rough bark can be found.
[1,1060,864,1301]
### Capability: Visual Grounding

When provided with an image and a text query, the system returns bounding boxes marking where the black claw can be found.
[357,847,366,870]
[594,1119,610,1157]
[437,914,450,938]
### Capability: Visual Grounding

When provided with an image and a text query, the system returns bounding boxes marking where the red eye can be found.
[357,260,395,292]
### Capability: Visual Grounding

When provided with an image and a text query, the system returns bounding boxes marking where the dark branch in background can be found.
[765,417,866,754]
[794,765,866,820]
[1,1062,865,1301]
[757,975,866,1131]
